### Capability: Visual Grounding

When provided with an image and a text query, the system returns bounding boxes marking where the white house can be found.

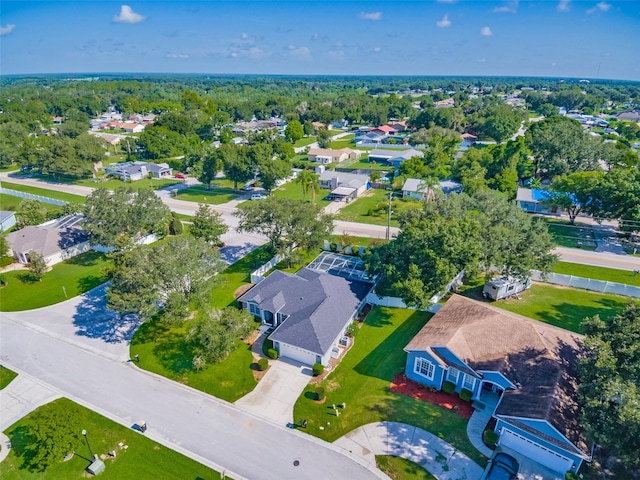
[0,211,17,232]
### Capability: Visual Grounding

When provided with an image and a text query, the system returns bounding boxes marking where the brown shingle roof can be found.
[405,294,588,456]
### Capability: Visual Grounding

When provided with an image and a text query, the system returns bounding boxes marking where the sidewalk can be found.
[335,422,484,480]
[466,410,493,457]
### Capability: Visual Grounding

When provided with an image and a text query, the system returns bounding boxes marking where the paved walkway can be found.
[0,374,61,431]
[335,422,484,480]
[235,358,312,426]
[466,411,493,457]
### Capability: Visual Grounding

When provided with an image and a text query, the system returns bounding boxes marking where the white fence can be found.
[531,271,640,298]
[250,254,283,284]
[0,186,68,206]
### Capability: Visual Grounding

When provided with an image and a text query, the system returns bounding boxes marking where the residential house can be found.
[460,133,477,150]
[52,116,64,125]
[307,147,361,164]
[5,215,90,266]
[0,210,17,232]
[355,132,386,145]
[368,148,424,167]
[238,267,373,366]
[615,110,640,122]
[318,171,370,202]
[434,98,455,108]
[401,178,462,202]
[105,161,172,181]
[371,125,397,136]
[516,188,560,215]
[404,295,590,475]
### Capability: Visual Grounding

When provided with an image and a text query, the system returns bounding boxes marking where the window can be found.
[248,303,260,316]
[463,374,475,391]
[447,367,459,384]
[414,357,434,380]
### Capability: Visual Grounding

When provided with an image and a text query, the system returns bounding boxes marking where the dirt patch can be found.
[234,283,254,299]
[390,373,474,419]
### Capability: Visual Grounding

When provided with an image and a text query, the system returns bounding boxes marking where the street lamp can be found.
[82,429,95,461]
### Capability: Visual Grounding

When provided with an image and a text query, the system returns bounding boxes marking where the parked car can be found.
[485,452,519,480]
[175,173,186,179]
[241,184,254,191]
[250,193,267,200]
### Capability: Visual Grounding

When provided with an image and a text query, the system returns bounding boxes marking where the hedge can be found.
[267,348,279,360]
[312,363,324,376]
[459,388,473,402]
[442,381,456,394]
[257,358,269,371]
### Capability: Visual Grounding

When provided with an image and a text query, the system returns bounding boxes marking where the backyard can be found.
[0,251,110,312]
[271,178,332,206]
[0,193,64,217]
[462,281,635,334]
[0,398,221,480]
[293,306,486,466]
[552,261,640,286]
[0,181,86,204]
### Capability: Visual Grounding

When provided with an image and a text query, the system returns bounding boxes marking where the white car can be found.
[250,193,267,200]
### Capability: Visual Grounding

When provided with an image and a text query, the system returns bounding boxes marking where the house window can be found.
[447,367,459,384]
[414,358,434,380]
[463,375,475,391]
[248,303,260,316]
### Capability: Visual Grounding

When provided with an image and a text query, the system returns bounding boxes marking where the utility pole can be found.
[386,191,393,241]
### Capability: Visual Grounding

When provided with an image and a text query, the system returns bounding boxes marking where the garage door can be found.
[278,343,317,366]
[499,429,573,473]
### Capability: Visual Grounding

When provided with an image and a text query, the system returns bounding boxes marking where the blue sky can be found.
[1,1,639,80]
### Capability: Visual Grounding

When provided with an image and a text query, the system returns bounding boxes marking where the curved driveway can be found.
[0,287,388,480]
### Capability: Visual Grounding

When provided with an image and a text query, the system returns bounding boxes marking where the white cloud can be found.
[0,24,16,36]
[436,14,452,28]
[551,62,557,67]
[479,58,486,63]
[359,12,382,21]
[166,53,189,59]
[587,1,611,13]
[493,0,519,13]
[113,5,146,24]
[557,0,571,11]
[373,47,382,53]
[481,26,493,36]
[287,45,312,61]
[228,47,267,60]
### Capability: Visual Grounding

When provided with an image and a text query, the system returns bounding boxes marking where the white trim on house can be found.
[414,357,435,380]
[446,367,459,384]
[498,428,574,473]
[463,374,475,391]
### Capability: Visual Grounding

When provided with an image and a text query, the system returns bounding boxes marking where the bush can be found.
[329,242,337,252]
[312,363,324,376]
[459,388,473,402]
[350,245,359,256]
[442,381,456,394]
[565,473,579,480]
[346,321,359,338]
[257,358,269,371]
[483,430,499,448]
[315,386,325,401]
[267,348,279,360]
[169,212,183,235]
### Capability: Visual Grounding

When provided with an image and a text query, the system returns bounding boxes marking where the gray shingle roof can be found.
[238,268,372,356]
[6,225,89,258]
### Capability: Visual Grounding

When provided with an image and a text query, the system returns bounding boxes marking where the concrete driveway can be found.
[235,358,312,426]
[336,422,484,480]
[0,374,60,430]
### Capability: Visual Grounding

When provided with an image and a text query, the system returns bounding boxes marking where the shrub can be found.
[367,208,375,217]
[257,358,269,371]
[312,363,324,376]
[442,381,456,394]
[329,242,337,252]
[459,388,473,402]
[267,348,279,360]
[483,430,499,448]
[346,321,359,338]
[429,386,437,393]
[315,386,325,401]
[350,245,359,256]
[565,473,579,480]
[169,212,183,235]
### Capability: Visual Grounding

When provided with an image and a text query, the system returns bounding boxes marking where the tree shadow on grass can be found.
[65,251,102,267]
[15,272,38,284]
[152,328,196,376]
[77,274,108,292]
[8,425,41,472]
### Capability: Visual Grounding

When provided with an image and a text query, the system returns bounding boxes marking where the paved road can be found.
[0,310,387,480]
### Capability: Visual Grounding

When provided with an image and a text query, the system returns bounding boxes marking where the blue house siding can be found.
[477,371,515,391]
[405,351,444,389]
[494,418,586,472]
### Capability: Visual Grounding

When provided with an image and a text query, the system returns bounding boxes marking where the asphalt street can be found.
[0,312,387,480]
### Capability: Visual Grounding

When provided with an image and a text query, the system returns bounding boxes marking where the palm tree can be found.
[295,169,320,202]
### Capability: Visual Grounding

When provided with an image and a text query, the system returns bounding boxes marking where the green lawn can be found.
[18,173,180,192]
[293,306,486,466]
[0,193,63,216]
[271,179,331,207]
[462,282,634,334]
[543,218,597,250]
[552,262,640,286]
[329,134,355,149]
[0,182,86,204]
[376,456,436,480]
[0,365,18,390]
[175,178,241,205]
[341,161,390,171]
[130,320,257,402]
[0,398,222,480]
[294,136,317,147]
[0,251,110,312]
[336,189,421,227]
[129,247,274,401]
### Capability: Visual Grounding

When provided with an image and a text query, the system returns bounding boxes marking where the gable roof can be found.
[369,148,424,161]
[318,171,369,189]
[405,294,587,456]
[238,268,371,356]
[402,178,430,193]
[308,147,347,158]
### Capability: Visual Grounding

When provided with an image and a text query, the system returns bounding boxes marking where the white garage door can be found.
[278,343,317,366]
[499,429,573,473]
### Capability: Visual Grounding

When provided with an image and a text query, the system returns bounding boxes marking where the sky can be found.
[1,1,639,80]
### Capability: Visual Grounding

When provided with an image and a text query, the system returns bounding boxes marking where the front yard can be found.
[271,179,331,206]
[552,261,640,286]
[293,306,486,466]
[174,178,241,205]
[336,189,421,227]
[0,181,86,204]
[0,251,110,312]
[543,218,597,250]
[0,365,18,390]
[0,398,220,480]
